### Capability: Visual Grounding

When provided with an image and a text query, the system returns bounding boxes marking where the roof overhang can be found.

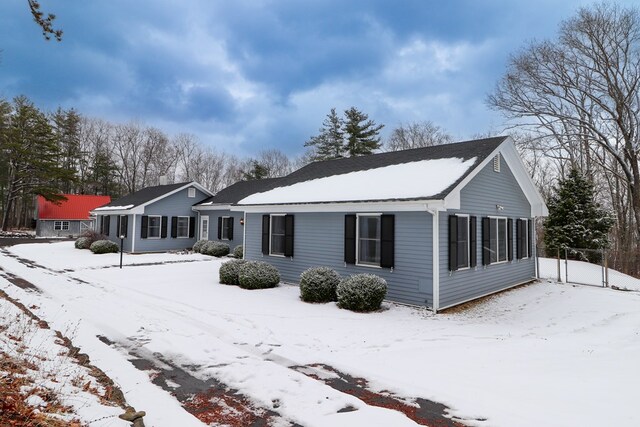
[233,200,445,214]
[192,203,233,211]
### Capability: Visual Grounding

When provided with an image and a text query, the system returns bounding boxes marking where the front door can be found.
[200,216,209,240]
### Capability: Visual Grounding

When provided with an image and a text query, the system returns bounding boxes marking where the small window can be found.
[357,215,381,266]
[270,215,286,255]
[176,216,189,238]
[148,216,161,239]
[221,217,232,240]
[493,154,501,172]
[188,188,196,198]
[54,221,62,230]
[488,217,508,264]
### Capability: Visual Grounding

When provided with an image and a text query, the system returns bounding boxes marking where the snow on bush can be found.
[74,237,92,250]
[202,241,231,257]
[337,274,387,312]
[299,267,341,303]
[233,245,243,259]
[89,240,119,254]
[192,239,208,253]
[79,229,108,246]
[219,259,247,286]
[237,261,280,289]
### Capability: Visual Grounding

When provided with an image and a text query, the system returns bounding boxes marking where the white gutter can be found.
[425,205,440,313]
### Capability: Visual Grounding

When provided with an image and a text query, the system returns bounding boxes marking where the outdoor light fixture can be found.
[496,204,504,211]
[240,218,245,226]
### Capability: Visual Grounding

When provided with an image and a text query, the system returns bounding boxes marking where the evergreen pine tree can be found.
[343,106,384,156]
[544,168,614,259]
[242,160,270,181]
[304,108,345,160]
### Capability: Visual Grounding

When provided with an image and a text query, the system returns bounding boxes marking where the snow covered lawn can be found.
[1,242,639,426]
[539,256,640,291]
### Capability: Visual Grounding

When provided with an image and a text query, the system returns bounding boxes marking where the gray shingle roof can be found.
[98,182,196,209]
[194,178,285,206]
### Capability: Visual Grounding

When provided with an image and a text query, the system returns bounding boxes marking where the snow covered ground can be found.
[1,241,639,427]
[539,256,640,291]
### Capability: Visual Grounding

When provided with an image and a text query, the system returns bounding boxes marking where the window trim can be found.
[220,216,231,241]
[455,214,471,271]
[269,214,286,257]
[520,217,530,259]
[188,188,196,198]
[355,213,383,269]
[54,220,70,231]
[488,216,509,265]
[176,216,190,239]
[147,215,162,239]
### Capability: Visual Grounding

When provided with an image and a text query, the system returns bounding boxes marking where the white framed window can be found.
[493,154,501,172]
[221,217,232,240]
[176,216,189,238]
[356,214,382,267]
[148,215,161,239]
[188,188,196,198]
[269,214,286,256]
[54,221,70,231]
[488,217,508,264]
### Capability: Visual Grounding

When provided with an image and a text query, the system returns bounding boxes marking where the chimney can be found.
[159,175,168,185]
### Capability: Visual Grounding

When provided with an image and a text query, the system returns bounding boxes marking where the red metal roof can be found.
[37,194,112,220]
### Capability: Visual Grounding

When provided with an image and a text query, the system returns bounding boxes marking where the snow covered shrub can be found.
[233,245,243,259]
[299,267,341,303]
[74,236,92,249]
[202,241,230,257]
[336,274,387,312]
[192,239,208,253]
[89,240,119,254]
[237,261,280,289]
[79,229,107,246]
[219,259,247,286]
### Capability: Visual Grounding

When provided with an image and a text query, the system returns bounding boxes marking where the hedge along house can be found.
[235,136,548,312]
[36,194,112,237]
[91,182,212,253]
[192,178,284,249]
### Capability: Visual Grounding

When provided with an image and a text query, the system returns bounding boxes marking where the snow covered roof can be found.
[94,182,212,212]
[238,137,507,206]
[37,194,112,220]
[194,178,285,207]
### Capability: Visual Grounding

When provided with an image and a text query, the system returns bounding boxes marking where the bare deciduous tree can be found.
[385,121,452,151]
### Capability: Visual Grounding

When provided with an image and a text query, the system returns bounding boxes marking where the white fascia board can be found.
[238,200,444,213]
[192,204,233,211]
[137,182,213,213]
[91,209,133,216]
[442,137,548,217]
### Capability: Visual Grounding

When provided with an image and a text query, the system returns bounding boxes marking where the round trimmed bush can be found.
[232,245,243,259]
[219,259,247,286]
[75,236,92,250]
[237,261,280,290]
[299,267,341,303]
[336,274,387,312]
[192,239,208,253]
[89,240,119,254]
[202,241,230,257]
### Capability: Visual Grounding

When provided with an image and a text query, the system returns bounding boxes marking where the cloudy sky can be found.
[0,1,633,157]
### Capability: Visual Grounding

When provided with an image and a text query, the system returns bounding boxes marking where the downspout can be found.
[131,214,136,253]
[425,206,440,313]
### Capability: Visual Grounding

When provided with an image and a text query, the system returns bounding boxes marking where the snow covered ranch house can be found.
[36,194,111,237]
[235,136,548,311]
[192,178,283,248]
[91,182,212,253]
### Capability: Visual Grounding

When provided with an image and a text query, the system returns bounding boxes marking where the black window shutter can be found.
[227,218,234,240]
[344,215,356,264]
[116,216,121,237]
[380,214,394,268]
[261,215,270,255]
[161,216,168,238]
[122,216,128,238]
[516,219,523,259]
[448,215,458,271]
[482,217,490,265]
[104,215,110,236]
[527,219,533,258]
[189,217,195,238]
[507,218,513,261]
[141,216,148,239]
[469,216,477,268]
[217,217,222,239]
[284,215,294,257]
[171,216,178,238]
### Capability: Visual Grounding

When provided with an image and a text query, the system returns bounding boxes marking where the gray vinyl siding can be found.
[36,219,89,237]
[97,214,133,252]
[244,211,434,306]
[197,209,244,249]
[439,155,536,309]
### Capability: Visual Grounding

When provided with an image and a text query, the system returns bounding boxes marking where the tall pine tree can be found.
[343,106,384,156]
[304,108,345,160]
[544,168,614,259]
